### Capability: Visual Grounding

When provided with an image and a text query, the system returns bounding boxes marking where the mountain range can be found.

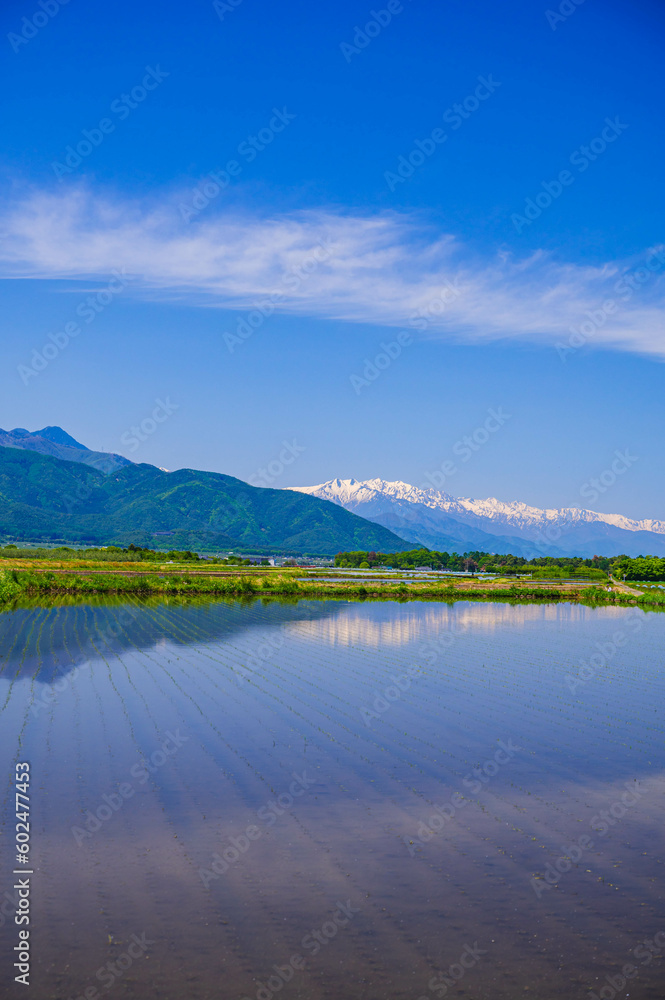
[0,426,130,474]
[2,428,663,557]
[289,478,665,558]
[0,440,409,555]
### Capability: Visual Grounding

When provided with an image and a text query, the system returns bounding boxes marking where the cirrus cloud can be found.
[0,186,663,357]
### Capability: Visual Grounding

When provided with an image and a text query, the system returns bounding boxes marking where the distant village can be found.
[216,553,335,568]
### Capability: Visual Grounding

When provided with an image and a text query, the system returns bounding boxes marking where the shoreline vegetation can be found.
[1,544,663,609]
[2,563,665,610]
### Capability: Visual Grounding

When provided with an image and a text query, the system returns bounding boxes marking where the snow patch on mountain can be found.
[288,478,665,557]
[290,478,665,535]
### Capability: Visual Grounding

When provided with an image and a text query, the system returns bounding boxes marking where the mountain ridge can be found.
[288,478,665,557]
[0,448,411,555]
[0,426,131,474]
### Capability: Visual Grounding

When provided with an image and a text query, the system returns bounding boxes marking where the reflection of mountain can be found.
[3,596,651,686]
[283,603,457,648]
[0,599,341,684]
[286,599,641,647]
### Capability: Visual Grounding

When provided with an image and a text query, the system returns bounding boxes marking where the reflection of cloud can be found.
[285,600,642,648]
[2,187,664,357]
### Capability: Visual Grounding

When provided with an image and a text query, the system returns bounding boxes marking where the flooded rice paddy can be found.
[0,598,664,999]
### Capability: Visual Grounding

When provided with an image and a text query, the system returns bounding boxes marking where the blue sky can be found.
[1,0,663,519]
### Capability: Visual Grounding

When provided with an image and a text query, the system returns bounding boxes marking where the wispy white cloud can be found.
[0,186,663,357]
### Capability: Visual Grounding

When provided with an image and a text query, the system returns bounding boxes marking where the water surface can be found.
[1,598,664,999]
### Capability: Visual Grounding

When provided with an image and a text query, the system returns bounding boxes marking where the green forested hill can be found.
[0,447,411,555]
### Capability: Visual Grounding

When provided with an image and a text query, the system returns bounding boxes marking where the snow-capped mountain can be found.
[288,478,665,557]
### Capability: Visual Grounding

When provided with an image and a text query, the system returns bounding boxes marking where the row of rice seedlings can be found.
[101,604,279,796]
[23,637,75,982]
[130,596,648,840]
[214,608,664,884]
[116,636,516,988]
[122,600,660,992]
[127,608,544,900]
[0,608,51,817]
[61,604,660,904]
[49,607,252,984]
[111,604,480,864]
[135,600,480,773]
[16,607,115,979]
[9,596,652,996]
[128,596,660,840]
[80,612,370,988]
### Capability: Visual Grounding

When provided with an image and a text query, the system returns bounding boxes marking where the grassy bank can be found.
[2,567,665,609]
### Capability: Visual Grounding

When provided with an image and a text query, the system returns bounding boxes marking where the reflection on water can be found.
[288,599,626,646]
[0,598,664,999]
[0,598,338,684]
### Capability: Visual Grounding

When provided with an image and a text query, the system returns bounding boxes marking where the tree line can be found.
[335,550,665,581]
